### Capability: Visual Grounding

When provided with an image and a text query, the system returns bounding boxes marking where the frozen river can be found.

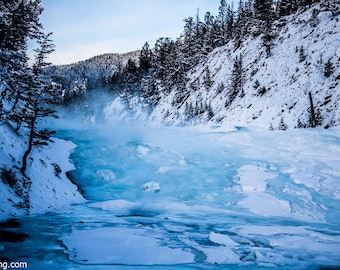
[2,126,340,269]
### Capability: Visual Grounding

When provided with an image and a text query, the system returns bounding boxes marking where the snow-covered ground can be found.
[0,124,85,221]
[2,124,338,269]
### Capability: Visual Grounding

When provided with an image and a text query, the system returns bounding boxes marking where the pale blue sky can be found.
[39,0,224,65]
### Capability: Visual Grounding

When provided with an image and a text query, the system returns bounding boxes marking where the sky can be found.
[39,0,223,65]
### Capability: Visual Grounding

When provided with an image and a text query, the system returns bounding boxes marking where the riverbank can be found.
[0,124,85,221]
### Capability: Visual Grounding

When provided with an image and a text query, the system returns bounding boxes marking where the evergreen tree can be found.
[203,66,213,90]
[321,0,340,15]
[308,91,322,127]
[279,0,297,16]
[216,0,234,46]
[206,102,214,120]
[202,12,215,53]
[229,54,245,103]
[19,32,58,176]
[0,0,43,123]
[0,0,58,179]
[254,0,277,55]
[278,117,288,130]
[324,59,334,77]
[254,0,274,22]
[299,46,306,62]
[182,16,198,67]
[124,58,138,82]
[153,37,174,82]
[139,41,152,71]
[216,82,225,94]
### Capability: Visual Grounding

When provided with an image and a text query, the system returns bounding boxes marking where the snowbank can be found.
[0,124,85,221]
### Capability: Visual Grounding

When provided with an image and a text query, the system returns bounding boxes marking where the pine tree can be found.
[20,32,58,176]
[229,54,245,103]
[278,117,288,130]
[203,66,213,90]
[0,0,43,125]
[124,58,138,83]
[324,59,334,77]
[139,42,152,71]
[254,0,274,22]
[254,0,276,55]
[299,46,306,62]
[207,102,214,120]
[182,15,205,68]
[279,0,297,16]
[202,12,215,53]
[216,0,234,46]
[321,0,340,15]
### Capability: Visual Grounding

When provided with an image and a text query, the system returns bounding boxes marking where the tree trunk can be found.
[20,103,37,176]
[309,91,316,128]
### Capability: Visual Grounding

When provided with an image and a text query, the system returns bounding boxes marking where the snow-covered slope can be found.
[50,51,140,99]
[101,5,340,129]
[0,124,85,221]
[150,6,340,128]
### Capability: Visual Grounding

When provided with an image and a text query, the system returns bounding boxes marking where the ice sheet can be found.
[62,227,194,265]
[54,126,340,268]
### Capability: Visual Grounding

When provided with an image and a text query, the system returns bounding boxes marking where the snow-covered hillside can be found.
[49,51,140,99]
[101,4,340,129]
[0,124,85,221]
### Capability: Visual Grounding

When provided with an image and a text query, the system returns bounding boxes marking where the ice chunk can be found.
[235,165,292,217]
[238,192,291,217]
[90,199,137,212]
[61,227,194,265]
[209,232,238,246]
[157,166,170,173]
[200,246,240,264]
[136,145,150,156]
[141,181,160,192]
[96,169,116,181]
[237,165,276,192]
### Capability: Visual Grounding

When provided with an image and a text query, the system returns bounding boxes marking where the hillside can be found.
[49,50,140,99]
[55,3,340,130]
[0,124,85,221]
[107,4,340,129]
[157,6,339,129]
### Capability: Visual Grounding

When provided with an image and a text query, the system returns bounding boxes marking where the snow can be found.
[235,165,292,217]
[0,124,85,221]
[96,169,116,181]
[61,227,195,265]
[237,165,277,192]
[141,181,160,192]
[200,246,240,264]
[1,4,340,269]
[209,232,238,246]
[85,5,340,130]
